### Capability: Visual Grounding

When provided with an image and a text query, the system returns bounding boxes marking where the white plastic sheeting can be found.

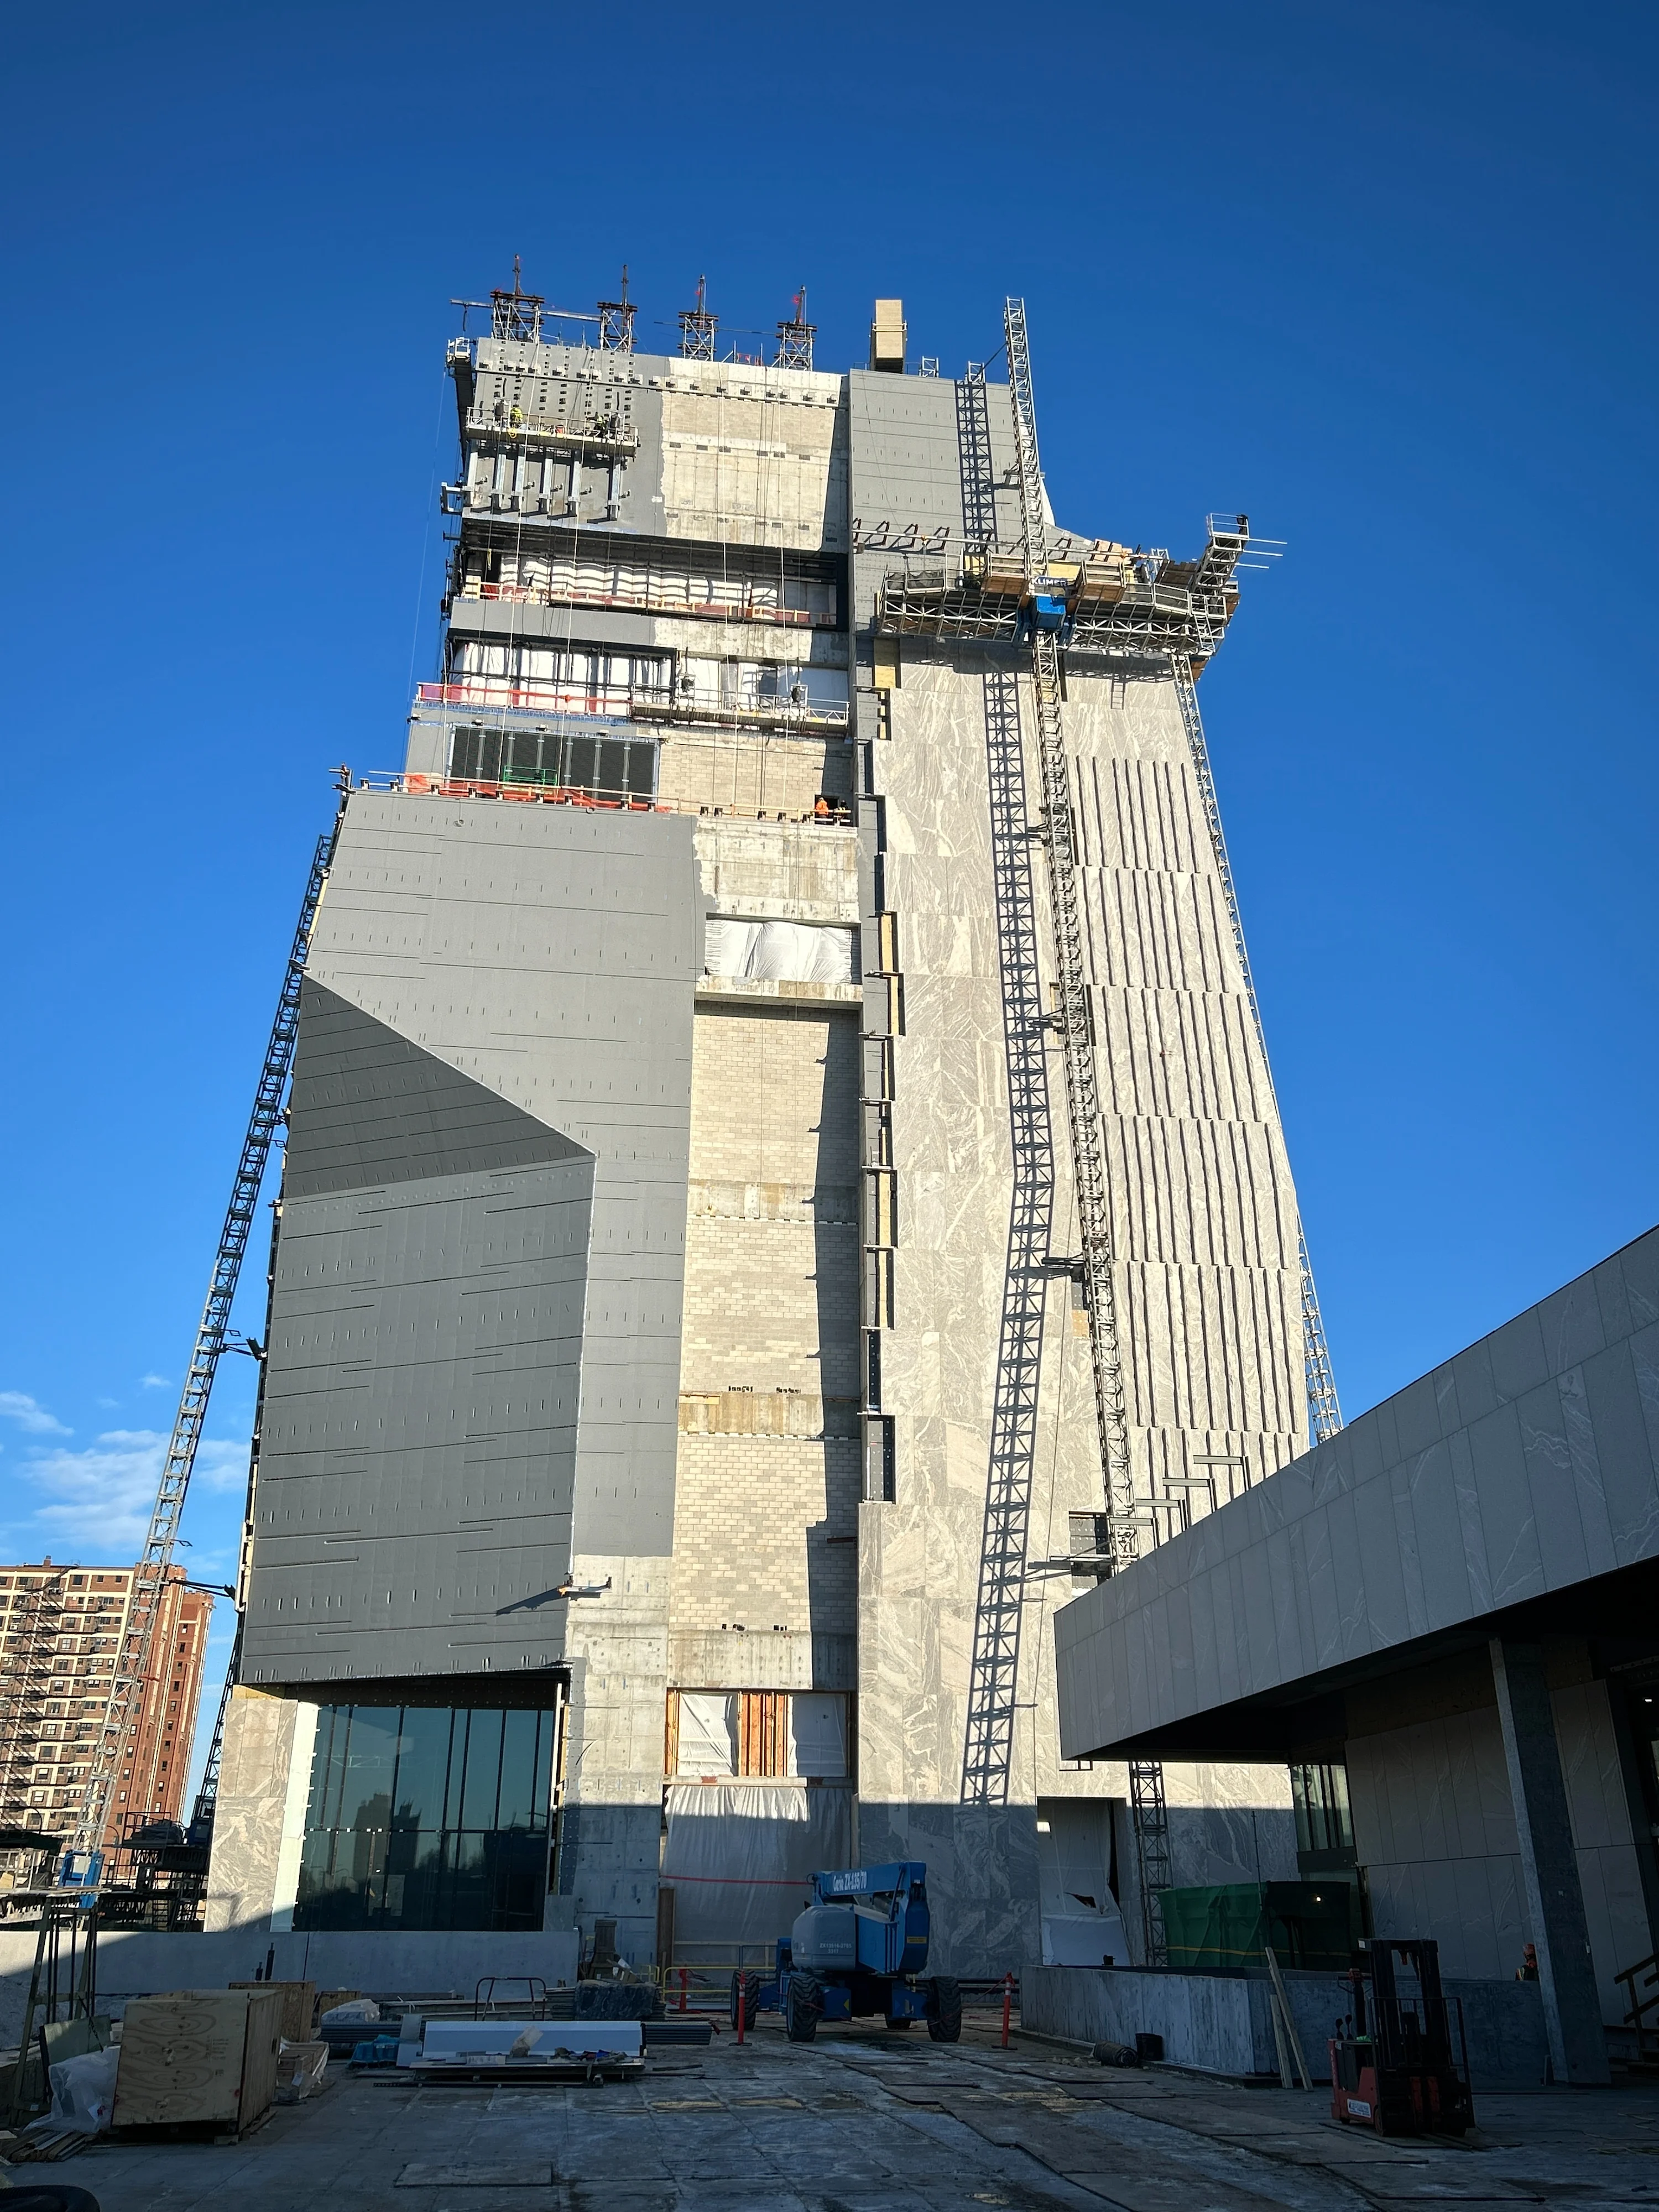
[1041,1904,1132,1967]
[675,1692,738,1776]
[789,1693,848,1779]
[704,919,855,984]
[1035,1796,1130,1966]
[661,1783,853,1948]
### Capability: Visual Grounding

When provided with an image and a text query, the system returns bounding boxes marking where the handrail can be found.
[416,680,850,732]
[459,581,833,628]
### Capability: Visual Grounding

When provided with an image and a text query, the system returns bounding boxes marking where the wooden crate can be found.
[229,1979,315,2043]
[113,1987,285,2132]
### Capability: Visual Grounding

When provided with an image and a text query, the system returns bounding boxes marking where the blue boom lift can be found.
[731,1863,962,2042]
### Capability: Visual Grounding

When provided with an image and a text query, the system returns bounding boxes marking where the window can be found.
[1068,1512,1112,1589]
[447,723,656,803]
[448,640,670,714]
[293,1702,559,1933]
[1289,1761,1355,1867]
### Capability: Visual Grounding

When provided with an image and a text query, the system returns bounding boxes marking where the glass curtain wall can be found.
[294,1703,557,1931]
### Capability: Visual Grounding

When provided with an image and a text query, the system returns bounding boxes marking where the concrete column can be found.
[1489,1638,1610,2084]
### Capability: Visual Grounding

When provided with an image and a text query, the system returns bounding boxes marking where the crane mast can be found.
[66,813,341,1867]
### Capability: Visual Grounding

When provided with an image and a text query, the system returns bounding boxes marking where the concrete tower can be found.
[206,279,1317,1973]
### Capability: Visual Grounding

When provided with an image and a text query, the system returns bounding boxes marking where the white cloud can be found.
[10,1431,249,1552]
[0,1391,70,1436]
[139,1375,170,1391]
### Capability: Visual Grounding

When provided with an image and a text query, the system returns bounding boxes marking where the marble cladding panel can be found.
[1348,1685,1646,2017]
[857,1798,1042,1978]
[875,659,1323,1830]
[1054,1232,1659,1760]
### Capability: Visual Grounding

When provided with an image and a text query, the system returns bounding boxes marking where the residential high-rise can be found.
[206,277,1320,1968]
[0,1559,211,1870]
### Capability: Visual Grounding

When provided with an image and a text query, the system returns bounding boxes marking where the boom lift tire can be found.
[731,1971,760,2032]
[786,1971,824,2042]
[925,1975,963,2043]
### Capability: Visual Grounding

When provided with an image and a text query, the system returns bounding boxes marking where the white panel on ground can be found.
[661,1782,853,1947]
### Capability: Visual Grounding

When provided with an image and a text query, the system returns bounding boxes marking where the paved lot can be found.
[22,2016,1659,2212]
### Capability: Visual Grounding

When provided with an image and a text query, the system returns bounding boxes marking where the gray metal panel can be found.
[1052,1226,1659,1760]
[286,979,588,1196]
[305,792,698,1564]
[241,789,698,1691]
[242,1147,592,1686]
[445,598,661,654]
[846,369,1021,627]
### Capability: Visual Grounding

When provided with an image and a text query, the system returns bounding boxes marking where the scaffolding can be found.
[0,1569,67,1840]
[775,287,815,371]
[679,276,718,361]
[597,266,635,355]
[491,257,545,345]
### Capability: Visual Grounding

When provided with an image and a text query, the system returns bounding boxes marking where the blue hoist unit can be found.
[731,1863,962,2043]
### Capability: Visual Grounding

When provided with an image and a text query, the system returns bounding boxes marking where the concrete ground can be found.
[15,2014,1659,2212]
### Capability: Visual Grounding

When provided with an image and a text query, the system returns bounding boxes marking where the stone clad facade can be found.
[206,294,1317,1968]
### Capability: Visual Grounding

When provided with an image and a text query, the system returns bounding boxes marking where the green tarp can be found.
[1155,1880,1363,1971]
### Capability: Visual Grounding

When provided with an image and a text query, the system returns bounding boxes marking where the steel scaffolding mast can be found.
[959,359,1059,1809]
[1001,299,1171,1958]
[66,811,342,1865]
[1167,659,1343,1441]
[1003,299,1136,1546]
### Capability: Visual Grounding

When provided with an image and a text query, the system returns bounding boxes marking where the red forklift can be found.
[1329,1938,1475,2137]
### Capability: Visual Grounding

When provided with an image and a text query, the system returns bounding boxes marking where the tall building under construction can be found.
[206,275,1331,1969]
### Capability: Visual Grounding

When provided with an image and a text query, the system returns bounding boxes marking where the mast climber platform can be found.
[955,300,1340,1959]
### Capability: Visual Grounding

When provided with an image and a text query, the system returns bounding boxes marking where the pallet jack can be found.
[1329,1937,1475,2136]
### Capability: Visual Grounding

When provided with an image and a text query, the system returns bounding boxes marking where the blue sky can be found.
[3,1,1656,1788]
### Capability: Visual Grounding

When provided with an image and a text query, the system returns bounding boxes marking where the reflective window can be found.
[294,1703,556,1932]
[446,722,656,801]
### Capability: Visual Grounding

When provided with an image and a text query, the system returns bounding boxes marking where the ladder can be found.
[958,363,1060,1808]
[1003,299,1165,1953]
[1003,299,1138,1545]
[1167,658,1343,1441]
[186,1613,242,1842]
[65,810,342,1865]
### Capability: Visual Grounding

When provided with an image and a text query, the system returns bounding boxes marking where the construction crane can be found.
[64,808,342,1871]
